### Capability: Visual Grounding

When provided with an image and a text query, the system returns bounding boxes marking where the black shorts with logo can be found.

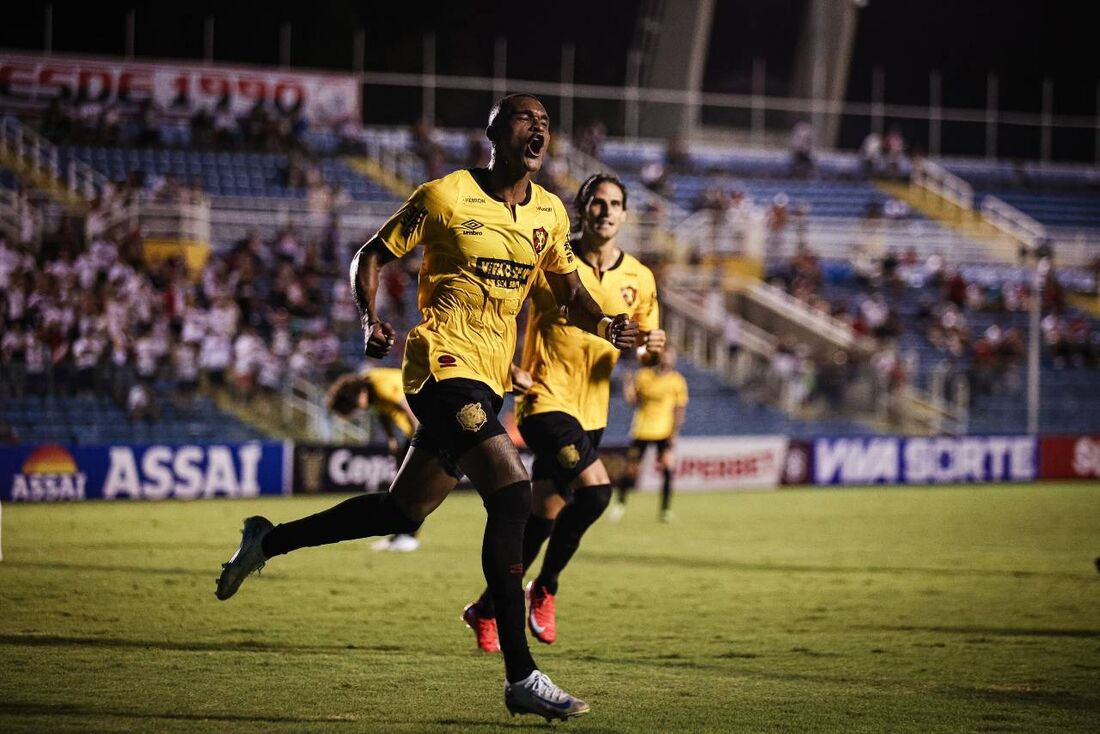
[406,377,507,478]
[519,411,604,498]
[628,437,672,460]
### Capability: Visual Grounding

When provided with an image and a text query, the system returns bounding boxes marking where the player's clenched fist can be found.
[600,313,639,349]
[364,320,396,358]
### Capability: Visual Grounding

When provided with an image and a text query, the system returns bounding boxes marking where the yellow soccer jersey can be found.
[630,367,689,441]
[519,247,659,430]
[376,169,576,397]
[363,368,413,438]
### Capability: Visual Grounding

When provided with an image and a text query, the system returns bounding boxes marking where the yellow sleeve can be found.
[374,180,453,258]
[538,195,577,275]
[676,374,689,407]
[636,266,660,333]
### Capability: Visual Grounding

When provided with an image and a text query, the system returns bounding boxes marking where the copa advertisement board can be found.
[0,52,360,124]
[0,442,290,502]
[293,444,397,495]
[813,435,1037,486]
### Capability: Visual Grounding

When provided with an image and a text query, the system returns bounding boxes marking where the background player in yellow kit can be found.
[216,93,638,722]
[614,346,689,522]
[327,368,422,551]
[464,173,663,650]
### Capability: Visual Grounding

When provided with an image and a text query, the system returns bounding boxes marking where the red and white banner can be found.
[1038,435,1100,480]
[0,52,359,124]
[634,435,789,492]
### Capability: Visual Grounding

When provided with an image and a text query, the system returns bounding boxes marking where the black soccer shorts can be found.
[519,411,604,498]
[628,437,672,461]
[406,377,507,478]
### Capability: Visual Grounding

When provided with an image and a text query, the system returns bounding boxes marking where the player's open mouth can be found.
[525,134,545,159]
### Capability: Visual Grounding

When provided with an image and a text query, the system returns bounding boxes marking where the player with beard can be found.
[463,173,663,650]
[215,94,638,721]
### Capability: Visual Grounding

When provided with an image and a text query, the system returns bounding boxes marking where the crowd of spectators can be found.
[39,92,318,155]
[0,214,418,425]
[763,241,1096,419]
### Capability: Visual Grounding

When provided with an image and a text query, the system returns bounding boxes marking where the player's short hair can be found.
[327,373,366,417]
[486,93,544,141]
[574,173,629,215]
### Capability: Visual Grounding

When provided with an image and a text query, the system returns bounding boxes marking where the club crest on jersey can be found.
[557,444,581,469]
[456,402,488,432]
[531,227,548,254]
[621,286,637,307]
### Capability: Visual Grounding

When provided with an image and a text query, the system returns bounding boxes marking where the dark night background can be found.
[2,1,1097,159]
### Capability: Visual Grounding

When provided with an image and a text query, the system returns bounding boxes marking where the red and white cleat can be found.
[462,602,500,653]
[526,581,557,645]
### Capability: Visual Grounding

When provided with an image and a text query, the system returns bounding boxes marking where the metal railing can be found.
[141,199,211,243]
[0,116,107,203]
[911,158,975,211]
[980,194,1047,251]
[282,376,370,444]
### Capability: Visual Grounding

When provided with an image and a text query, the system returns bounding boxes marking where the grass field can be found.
[1,483,1098,733]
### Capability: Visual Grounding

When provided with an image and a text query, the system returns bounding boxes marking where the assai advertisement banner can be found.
[813,435,1037,486]
[0,442,290,502]
[0,52,360,124]
[1038,435,1100,480]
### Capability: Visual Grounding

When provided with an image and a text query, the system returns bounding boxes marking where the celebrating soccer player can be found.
[613,346,689,522]
[215,94,639,721]
[463,173,664,650]
[327,368,421,551]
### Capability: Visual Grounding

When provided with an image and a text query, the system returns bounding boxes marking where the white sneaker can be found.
[387,534,420,552]
[504,670,589,721]
[607,502,626,524]
[370,536,393,551]
[215,516,273,600]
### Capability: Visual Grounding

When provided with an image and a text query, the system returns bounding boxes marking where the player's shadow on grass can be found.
[0,633,406,655]
[582,552,1085,580]
[3,560,219,578]
[863,624,1100,639]
[433,718,620,732]
[0,701,358,725]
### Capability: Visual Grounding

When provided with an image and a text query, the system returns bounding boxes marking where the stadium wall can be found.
[1,436,1096,503]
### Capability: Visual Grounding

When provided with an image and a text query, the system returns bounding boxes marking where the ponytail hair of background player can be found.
[572,173,628,233]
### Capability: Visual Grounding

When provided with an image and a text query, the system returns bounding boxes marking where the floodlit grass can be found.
[1,484,1098,733]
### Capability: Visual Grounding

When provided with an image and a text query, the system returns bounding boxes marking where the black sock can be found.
[661,469,672,512]
[482,481,537,683]
[477,513,554,617]
[261,492,422,558]
[535,484,611,596]
[616,476,633,505]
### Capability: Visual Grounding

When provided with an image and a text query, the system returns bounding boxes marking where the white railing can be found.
[0,116,108,203]
[980,194,1047,251]
[672,207,766,260]
[911,158,974,211]
[750,279,875,352]
[208,197,396,247]
[282,376,371,444]
[141,199,211,243]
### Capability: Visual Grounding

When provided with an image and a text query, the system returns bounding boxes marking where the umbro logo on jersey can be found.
[461,219,484,230]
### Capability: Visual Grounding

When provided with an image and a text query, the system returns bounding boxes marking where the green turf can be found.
[1,483,1098,733]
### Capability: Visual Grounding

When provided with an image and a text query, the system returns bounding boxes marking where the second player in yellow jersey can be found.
[467,173,665,649]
